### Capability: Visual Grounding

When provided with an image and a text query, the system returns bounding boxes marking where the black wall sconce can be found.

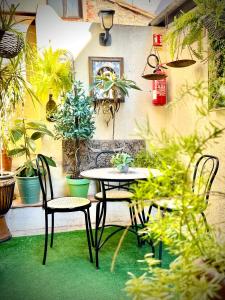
[98,9,115,46]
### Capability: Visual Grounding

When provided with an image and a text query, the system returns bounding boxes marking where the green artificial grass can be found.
[0,228,173,300]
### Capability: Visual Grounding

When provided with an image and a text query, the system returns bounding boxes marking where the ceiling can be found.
[126,0,175,15]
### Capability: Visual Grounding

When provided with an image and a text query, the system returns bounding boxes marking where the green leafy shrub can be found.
[54,81,95,178]
[125,83,225,300]
[8,119,56,177]
[29,47,73,102]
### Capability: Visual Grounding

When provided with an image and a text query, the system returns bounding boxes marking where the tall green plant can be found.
[0,2,38,160]
[124,83,225,300]
[54,81,95,178]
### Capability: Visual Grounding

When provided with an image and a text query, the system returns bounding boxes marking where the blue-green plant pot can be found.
[16,176,40,204]
[66,176,90,198]
[117,165,129,173]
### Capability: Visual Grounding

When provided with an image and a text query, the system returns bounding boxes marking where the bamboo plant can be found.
[124,82,225,300]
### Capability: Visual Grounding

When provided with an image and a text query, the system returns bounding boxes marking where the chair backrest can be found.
[36,154,54,208]
[95,150,118,168]
[192,154,219,204]
[95,150,133,192]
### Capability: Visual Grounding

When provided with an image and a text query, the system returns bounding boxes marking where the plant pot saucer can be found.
[142,73,167,80]
[166,59,196,68]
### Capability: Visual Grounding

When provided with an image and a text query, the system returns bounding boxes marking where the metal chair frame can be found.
[147,154,219,262]
[36,154,93,265]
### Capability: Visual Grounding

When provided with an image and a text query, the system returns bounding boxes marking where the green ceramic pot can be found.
[16,176,40,204]
[66,175,90,198]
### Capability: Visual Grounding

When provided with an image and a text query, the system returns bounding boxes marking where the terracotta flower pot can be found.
[1,148,12,172]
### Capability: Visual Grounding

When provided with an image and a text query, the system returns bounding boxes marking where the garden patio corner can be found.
[0,1,225,300]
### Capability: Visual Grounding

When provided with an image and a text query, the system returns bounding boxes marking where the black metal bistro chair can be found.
[94,150,140,241]
[36,154,93,265]
[147,154,219,261]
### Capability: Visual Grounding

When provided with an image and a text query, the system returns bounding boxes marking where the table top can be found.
[80,167,161,181]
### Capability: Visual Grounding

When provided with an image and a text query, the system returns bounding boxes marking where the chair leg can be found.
[87,208,94,247]
[158,210,164,266]
[50,212,54,248]
[131,206,141,247]
[95,201,101,269]
[129,206,134,228]
[201,212,209,232]
[84,210,93,263]
[159,240,163,266]
[43,212,49,265]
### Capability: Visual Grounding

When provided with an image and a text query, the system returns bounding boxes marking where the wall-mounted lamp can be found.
[98,9,115,46]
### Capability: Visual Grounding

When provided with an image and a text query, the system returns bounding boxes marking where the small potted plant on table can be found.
[54,81,95,197]
[111,152,133,173]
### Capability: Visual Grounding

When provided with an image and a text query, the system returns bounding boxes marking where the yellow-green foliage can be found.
[29,47,73,102]
[126,83,225,300]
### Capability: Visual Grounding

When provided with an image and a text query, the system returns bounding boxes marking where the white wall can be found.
[35,5,167,141]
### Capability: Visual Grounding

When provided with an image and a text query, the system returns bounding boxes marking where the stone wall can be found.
[63,139,145,173]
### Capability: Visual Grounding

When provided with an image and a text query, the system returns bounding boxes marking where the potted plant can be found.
[166,0,225,61]
[29,46,73,121]
[0,1,39,239]
[54,81,95,197]
[8,119,56,204]
[91,71,141,139]
[0,0,24,59]
[165,0,225,108]
[110,152,133,173]
[124,83,225,300]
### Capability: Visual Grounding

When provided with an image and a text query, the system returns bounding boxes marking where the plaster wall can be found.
[34,5,166,141]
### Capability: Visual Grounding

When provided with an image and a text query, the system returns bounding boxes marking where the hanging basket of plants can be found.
[0,30,24,59]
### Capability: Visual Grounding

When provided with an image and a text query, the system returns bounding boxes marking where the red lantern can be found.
[152,68,167,106]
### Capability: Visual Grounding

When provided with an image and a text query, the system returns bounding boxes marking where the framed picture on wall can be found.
[88,56,124,101]
[47,0,83,19]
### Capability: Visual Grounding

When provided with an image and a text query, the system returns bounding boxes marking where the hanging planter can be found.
[166,59,196,68]
[166,43,196,68]
[0,30,24,59]
[142,52,167,80]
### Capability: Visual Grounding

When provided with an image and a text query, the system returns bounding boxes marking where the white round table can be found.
[81,167,160,268]
[81,167,161,182]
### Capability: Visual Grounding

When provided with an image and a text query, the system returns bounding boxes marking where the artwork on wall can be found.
[47,0,82,19]
[88,56,124,102]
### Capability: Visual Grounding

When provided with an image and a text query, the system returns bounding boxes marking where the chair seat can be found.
[95,190,134,201]
[47,197,90,209]
[153,198,181,210]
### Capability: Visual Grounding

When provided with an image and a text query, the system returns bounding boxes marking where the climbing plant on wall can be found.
[166,0,225,108]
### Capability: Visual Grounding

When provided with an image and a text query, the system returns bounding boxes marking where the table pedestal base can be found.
[0,216,12,243]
